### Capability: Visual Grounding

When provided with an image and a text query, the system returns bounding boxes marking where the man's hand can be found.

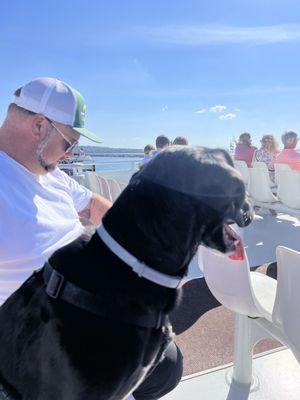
[78,194,112,227]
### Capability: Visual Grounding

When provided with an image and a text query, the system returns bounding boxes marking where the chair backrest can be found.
[107,179,122,202]
[84,171,102,193]
[276,169,300,209]
[199,245,260,317]
[96,175,112,201]
[233,160,249,186]
[248,168,278,203]
[84,172,113,201]
[252,161,273,187]
[274,246,300,362]
[274,163,291,186]
[252,161,268,172]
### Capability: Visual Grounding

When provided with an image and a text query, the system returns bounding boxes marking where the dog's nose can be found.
[234,200,254,227]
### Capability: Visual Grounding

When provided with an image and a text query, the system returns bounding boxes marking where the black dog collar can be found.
[43,262,167,329]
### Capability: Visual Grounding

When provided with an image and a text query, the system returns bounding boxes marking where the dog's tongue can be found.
[224,224,245,261]
[228,238,245,261]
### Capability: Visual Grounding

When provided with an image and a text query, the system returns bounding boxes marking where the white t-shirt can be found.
[0,151,92,304]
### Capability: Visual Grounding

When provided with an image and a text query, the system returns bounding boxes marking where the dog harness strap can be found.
[43,262,167,329]
[97,224,186,289]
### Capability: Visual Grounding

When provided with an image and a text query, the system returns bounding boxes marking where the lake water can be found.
[91,156,142,172]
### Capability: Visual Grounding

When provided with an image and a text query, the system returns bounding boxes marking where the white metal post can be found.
[232,314,254,385]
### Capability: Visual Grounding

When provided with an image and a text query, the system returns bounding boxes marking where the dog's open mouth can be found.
[223,223,245,260]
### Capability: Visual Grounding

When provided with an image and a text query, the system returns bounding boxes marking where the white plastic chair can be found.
[199,244,300,385]
[248,167,278,204]
[275,246,300,362]
[233,160,249,188]
[277,169,300,209]
[96,175,112,201]
[252,161,276,190]
[274,163,291,186]
[84,172,113,202]
[107,179,122,202]
[84,171,102,193]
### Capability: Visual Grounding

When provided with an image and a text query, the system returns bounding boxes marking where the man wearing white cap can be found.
[0,78,182,400]
[0,77,111,303]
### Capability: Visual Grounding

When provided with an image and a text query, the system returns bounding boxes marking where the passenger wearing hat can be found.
[0,77,111,303]
[0,77,182,400]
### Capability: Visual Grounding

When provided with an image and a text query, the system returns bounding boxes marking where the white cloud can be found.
[234,107,241,112]
[162,105,168,112]
[196,108,206,114]
[209,105,227,113]
[219,113,237,120]
[140,24,300,46]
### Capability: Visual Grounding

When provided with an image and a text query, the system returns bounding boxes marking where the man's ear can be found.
[31,115,48,139]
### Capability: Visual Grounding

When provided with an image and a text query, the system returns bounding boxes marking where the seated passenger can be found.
[234,132,257,167]
[141,143,155,166]
[276,130,300,172]
[150,134,171,159]
[254,134,279,182]
[173,136,188,145]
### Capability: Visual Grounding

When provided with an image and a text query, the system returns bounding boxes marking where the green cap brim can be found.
[73,127,103,143]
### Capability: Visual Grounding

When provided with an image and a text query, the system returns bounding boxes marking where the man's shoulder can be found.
[235,143,247,152]
[277,149,300,161]
[47,168,71,183]
[283,148,299,155]
[40,168,75,191]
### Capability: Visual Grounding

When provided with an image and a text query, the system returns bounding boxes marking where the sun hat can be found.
[13,77,102,143]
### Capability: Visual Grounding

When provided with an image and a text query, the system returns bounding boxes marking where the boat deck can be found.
[162,347,300,399]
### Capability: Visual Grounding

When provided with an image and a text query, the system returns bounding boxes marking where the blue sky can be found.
[1,1,300,149]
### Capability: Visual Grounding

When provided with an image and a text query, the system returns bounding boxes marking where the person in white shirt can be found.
[141,144,155,166]
[0,77,111,304]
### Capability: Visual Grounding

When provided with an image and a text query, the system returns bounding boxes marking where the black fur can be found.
[0,146,252,400]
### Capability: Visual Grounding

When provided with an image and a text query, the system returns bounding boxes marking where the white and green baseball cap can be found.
[13,77,102,143]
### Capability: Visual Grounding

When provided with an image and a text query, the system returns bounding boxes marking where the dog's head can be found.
[104,146,253,275]
[138,146,251,252]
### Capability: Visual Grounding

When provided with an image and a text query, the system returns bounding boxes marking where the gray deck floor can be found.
[161,348,300,400]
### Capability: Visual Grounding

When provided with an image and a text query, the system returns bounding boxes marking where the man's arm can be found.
[78,193,112,226]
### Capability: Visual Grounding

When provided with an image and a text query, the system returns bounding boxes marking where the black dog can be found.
[0,146,252,400]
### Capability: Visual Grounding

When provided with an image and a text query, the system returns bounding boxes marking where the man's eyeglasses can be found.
[46,118,79,153]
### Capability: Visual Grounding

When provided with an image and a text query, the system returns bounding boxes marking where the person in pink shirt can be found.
[276,130,300,172]
[234,132,257,167]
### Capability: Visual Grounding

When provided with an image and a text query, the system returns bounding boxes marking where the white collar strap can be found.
[97,224,186,289]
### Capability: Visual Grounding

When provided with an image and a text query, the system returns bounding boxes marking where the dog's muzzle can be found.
[234,199,253,228]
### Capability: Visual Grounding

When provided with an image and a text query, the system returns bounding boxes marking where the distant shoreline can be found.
[91,153,143,158]
[82,145,142,152]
